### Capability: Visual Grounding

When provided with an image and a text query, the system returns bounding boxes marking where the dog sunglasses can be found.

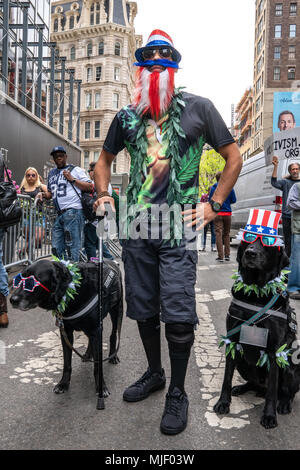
[242,231,277,246]
[142,47,173,61]
[13,273,51,293]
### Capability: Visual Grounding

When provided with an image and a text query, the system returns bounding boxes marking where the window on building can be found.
[95,120,100,138]
[61,17,66,31]
[255,116,261,132]
[257,37,263,55]
[256,76,262,93]
[85,122,90,139]
[258,18,263,36]
[87,42,93,57]
[112,159,117,174]
[84,151,90,170]
[290,24,297,37]
[95,92,101,109]
[85,92,92,109]
[114,66,120,81]
[258,0,264,17]
[70,46,76,60]
[98,41,104,55]
[94,150,100,160]
[275,3,283,16]
[290,3,297,16]
[69,16,74,29]
[257,56,263,72]
[113,92,119,109]
[87,67,92,81]
[54,18,58,32]
[289,45,296,59]
[96,66,102,81]
[96,2,100,24]
[115,41,121,56]
[275,24,282,38]
[256,96,261,113]
[274,46,281,59]
[274,66,281,80]
[288,67,296,79]
[90,3,94,25]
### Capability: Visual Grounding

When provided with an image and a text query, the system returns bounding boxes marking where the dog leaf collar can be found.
[52,256,82,316]
[231,269,289,297]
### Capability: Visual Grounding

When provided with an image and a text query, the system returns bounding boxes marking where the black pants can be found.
[282,217,292,257]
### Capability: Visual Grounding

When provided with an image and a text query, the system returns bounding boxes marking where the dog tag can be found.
[239,325,269,348]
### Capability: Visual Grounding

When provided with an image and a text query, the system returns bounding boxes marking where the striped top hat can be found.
[236,209,284,246]
[135,29,181,64]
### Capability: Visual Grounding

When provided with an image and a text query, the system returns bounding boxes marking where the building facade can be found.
[0,1,81,185]
[50,0,141,176]
[252,0,300,154]
[234,87,253,161]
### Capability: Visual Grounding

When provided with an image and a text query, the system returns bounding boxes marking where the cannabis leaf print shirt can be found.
[103,92,234,206]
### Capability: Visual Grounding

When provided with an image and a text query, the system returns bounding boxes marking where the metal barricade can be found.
[3,194,56,269]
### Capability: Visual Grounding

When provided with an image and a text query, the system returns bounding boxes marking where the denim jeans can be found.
[0,229,9,296]
[83,222,114,260]
[287,234,300,292]
[52,208,85,262]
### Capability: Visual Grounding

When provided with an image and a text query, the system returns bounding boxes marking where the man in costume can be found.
[94,30,242,434]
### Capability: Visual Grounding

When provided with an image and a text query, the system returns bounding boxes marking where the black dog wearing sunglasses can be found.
[10,258,123,397]
[214,237,300,428]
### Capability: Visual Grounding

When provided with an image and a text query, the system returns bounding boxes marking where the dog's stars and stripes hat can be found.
[135,29,182,64]
[236,209,284,246]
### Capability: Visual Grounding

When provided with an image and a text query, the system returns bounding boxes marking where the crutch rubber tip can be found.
[96,396,105,410]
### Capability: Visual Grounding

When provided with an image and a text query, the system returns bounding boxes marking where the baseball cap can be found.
[50,146,66,156]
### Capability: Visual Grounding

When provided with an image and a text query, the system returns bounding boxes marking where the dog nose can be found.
[10,295,19,307]
[245,247,257,258]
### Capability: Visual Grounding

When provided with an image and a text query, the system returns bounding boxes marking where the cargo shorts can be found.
[121,236,198,325]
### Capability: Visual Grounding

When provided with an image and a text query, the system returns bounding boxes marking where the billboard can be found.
[273,91,300,133]
[264,127,300,166]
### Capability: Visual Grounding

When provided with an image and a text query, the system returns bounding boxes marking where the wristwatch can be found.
[72,178,76,184]
[209,199,222,213]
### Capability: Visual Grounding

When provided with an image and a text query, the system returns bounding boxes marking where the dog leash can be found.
[55,304,123,363]
[222,293,280,340]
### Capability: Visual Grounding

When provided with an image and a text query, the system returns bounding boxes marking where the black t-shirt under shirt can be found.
[104,92,234,207]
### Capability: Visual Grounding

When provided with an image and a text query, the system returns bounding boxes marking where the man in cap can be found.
[94,29,242,434]
[38,146,92,261]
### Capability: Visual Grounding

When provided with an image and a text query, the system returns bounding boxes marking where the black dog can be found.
[10,259,123,397]
[214,239,300,428]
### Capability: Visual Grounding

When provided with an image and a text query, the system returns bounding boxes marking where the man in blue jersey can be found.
[39,146,92,261]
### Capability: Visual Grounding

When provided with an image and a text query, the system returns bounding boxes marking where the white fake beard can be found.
[134,67,174,119]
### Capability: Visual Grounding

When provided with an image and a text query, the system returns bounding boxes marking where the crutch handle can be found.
[96,202,110,219]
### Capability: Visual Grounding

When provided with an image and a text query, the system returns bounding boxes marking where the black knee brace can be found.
[165,323,194,349]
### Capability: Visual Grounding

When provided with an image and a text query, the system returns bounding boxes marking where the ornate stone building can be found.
[50,0,142,177]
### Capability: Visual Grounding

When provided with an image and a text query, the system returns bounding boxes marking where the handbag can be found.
[0,163,22,229]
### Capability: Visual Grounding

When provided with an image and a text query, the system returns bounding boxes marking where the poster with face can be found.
[273,91,300,133]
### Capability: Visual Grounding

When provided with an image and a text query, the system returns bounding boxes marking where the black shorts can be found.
[122,237,198,325]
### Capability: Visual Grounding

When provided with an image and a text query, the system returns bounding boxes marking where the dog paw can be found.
[277,401,292,415]
[213,400,230,415]
[53,382,70,394]
[260,414,278,429]
[109,354,120,364]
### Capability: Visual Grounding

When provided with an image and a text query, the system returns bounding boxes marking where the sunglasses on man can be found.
[13,273,51,293]
[242,231,278,247]
[142,47,173,61]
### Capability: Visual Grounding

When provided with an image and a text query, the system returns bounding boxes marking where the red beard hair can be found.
[133,67,175,120]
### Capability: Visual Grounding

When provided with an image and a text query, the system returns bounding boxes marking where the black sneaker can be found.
[225,256,230,261]
[123,368,166,402]
[216,257,224,262]
[160,387,189,435]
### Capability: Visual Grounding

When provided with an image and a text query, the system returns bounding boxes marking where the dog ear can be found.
[50,262,73,307]
[278,247,290,273]
[236,243,244,268]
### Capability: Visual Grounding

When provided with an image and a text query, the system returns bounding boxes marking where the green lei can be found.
[52,256,82,316]
[231,270,289,297]
[123,88,204,245]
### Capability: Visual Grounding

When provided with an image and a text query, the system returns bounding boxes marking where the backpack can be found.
[0,163,22,229]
